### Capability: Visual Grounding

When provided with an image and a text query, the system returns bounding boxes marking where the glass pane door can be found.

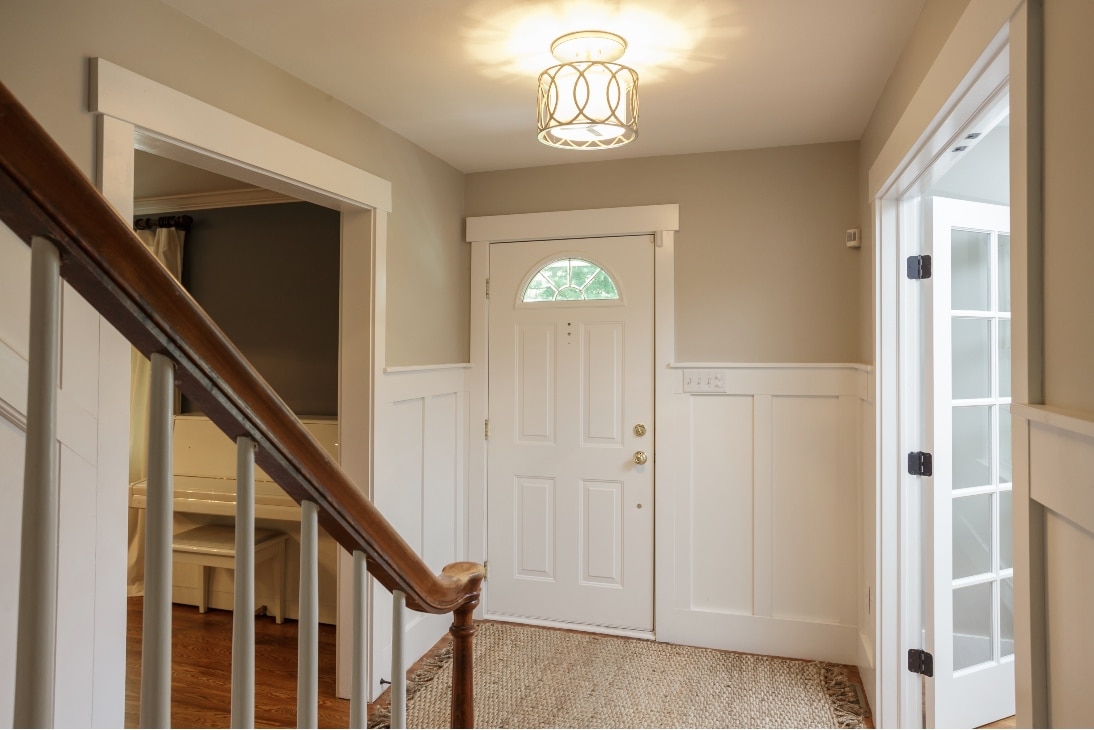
[928,197,1014,728]
[949,225,1012,672]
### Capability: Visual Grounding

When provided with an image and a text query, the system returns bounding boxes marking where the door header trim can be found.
[466,204,679,243]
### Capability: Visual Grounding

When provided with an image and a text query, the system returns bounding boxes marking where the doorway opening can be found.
[872,36,1014,729]
[93,57,386,700]
[909,104,1014,729]
[125,151,344,627]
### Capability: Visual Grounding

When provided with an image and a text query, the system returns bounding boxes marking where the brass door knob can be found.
[633,450,648,465]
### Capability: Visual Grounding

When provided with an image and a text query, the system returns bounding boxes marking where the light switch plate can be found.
[683,368,728,394]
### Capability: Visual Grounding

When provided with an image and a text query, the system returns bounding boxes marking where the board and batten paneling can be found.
[658,364,867,665]
[1011,404,1094,726]
[370,365,469,699]
[0,282,130,727]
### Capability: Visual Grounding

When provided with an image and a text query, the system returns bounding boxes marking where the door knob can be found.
[633,450,648,465]
[633,423,647,437]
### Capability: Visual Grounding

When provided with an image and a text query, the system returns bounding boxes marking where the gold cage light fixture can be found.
[537,30,639,149]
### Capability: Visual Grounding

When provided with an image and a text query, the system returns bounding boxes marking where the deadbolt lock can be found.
[633,423,647,437]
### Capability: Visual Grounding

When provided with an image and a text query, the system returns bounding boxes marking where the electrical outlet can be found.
[683,368,728,393]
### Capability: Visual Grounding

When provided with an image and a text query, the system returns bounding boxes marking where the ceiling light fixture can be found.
[537,30,639,150]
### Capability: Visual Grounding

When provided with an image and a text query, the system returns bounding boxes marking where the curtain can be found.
[127,226,186,596]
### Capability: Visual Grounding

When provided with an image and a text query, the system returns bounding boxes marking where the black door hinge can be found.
[907,451,933,477]
[908,649,934,677]
[907,254,933,280]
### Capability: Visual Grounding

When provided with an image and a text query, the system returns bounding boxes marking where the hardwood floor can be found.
[126,597,350,728]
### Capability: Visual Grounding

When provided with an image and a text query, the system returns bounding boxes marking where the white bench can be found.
[172,525,289,623]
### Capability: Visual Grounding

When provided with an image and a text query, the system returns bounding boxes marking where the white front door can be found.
[486,235,654,632]
[926,197,1014,728]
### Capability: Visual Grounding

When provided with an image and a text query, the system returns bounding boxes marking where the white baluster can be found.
[141,352,176,728]
[391,590,407,729]
[14,237,61,728]
[298,500,319,728]
[232,436,256,728]
[350,550,368,729]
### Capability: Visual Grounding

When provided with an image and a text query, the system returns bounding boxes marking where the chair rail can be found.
[0,80,484,615]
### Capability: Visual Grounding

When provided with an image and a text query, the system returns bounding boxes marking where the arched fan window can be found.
[522,258,619,302]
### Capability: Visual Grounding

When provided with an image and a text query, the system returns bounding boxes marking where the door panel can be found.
[927,197,1014,728]
[487,236,653,632]
[582,480,623,585]
[581,322,623,445]
[516,477,554,579]
[517,324,555,442]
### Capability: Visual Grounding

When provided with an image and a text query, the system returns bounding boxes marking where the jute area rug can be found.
[372,622,869,729]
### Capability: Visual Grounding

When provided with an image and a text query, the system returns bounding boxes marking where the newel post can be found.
[449,599,479,729]
[442,562,485,729]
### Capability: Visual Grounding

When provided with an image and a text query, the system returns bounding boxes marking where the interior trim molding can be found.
[1012,403,1094,440]
[134,187,298,215]
[90,57,392,212]
[383,363,473,374]
[466,204,679,243]
[0,396,26,431]
[670,362,873,371]
[0,337,27,431]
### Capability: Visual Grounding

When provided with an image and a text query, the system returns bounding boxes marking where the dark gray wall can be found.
[180,202,340,416]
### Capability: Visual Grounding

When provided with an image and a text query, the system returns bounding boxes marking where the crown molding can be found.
[133,187,299,215]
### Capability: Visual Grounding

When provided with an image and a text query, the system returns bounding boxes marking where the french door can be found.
[925,196,1014,728]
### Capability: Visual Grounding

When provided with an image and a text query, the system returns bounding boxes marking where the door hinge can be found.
[485,278,490,298]
[907,451,933,476]
[906,254,933,280]
[908,649,934,677]
[483,560,489,580]
[484,419,489,440]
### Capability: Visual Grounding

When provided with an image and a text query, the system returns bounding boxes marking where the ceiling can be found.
[134,150,253,200]
[160,0,926,174]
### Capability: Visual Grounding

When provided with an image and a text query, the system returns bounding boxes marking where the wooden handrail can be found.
[0,81,484,617]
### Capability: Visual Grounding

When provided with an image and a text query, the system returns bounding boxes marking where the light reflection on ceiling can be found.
[462,0,739,84]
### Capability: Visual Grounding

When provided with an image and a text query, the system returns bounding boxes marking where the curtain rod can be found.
[134,215,192,232]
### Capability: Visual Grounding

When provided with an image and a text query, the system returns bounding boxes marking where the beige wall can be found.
[850,2,987,717]
[1041,4,1094,723]
[1043,0,1094,415]
[467,142,862,364]
[0,0,468,367]
[856,0,973,363]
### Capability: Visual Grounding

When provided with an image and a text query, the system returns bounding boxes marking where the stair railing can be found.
[0,80,483,728]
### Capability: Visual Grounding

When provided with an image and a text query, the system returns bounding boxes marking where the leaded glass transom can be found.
[522,258,619,302]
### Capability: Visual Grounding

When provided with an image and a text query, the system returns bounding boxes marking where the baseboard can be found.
[657,608,859,665]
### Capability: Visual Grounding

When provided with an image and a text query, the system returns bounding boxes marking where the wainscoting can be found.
[1012,403,1094,726]
[655,364,869,665]
[372,361,869,689]
[0,284,131,727]
[370,364,470,698]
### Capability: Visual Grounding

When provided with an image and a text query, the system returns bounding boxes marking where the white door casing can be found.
[91,58,388,702]
[487,236,654,632]
[926,197,1014,728]
[867,6,1021,721]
